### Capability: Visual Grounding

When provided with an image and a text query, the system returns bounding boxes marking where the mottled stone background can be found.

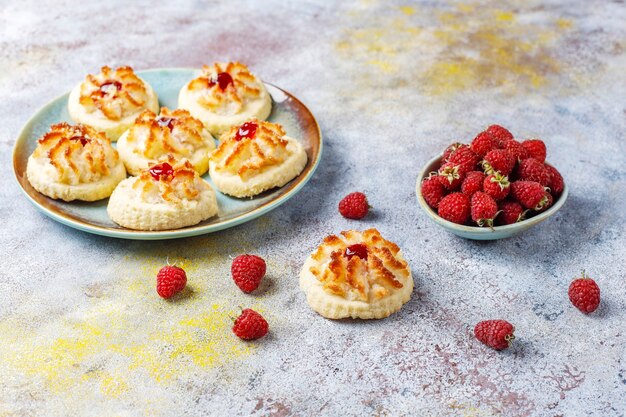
[1,0,625,416]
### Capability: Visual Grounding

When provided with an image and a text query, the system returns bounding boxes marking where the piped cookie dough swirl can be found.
[178,62,272,135]
[300,229,414,319]
[117,108,215,176]
[107,157,218,230]
[26,123,126,201]
[68,66,159,141]
[208,119,307,198]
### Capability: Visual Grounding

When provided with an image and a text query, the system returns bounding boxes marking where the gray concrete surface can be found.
[1,0,625,415]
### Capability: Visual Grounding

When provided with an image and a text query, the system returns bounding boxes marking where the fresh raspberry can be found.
[231,254,266,293]
[232,309,269,340]
[338,192,370,219]
[522,139,547,163]
[437,192,470,225]
[448,146,480,172]
[536,193,554,213]
[156,265,187,299]
[486,124,514,146]
[442,142,465,161]
[502,139,530,161]
[517,158,550,186]
[470,191,498,227]
[511,181,549,210]
[545,164,564,195]
[461,171,485,196]
[497,200,526,225]
[438,162,467,191]
[474,320,515,350]
[482,149,516,175]
[568,271,600,314]
[421,175,447,209]
[483,173,510,201]
[470,131,499,157]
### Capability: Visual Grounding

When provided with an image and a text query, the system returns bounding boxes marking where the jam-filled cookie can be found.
[68,66,159,141]
[107,157,218,230]
[178,62,271,135]
[26,123,126,202]
[300,229,414,319]
[116,108,215,176]
[208,119,307,198]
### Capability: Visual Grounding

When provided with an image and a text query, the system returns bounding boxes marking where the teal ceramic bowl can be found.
[13,68,323,240]
[415,155,568,240]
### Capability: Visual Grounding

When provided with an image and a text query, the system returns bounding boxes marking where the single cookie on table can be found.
[116,108,215,176]
[178,62,271,135]
[300,229,413,320]
[68,66,159,141]
[26,123,126,202]
[107,157,218,231]
[208,119,307,198]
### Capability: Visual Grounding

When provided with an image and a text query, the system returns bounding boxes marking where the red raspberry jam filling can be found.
[156,116,175,130]
[99,80,122,92]
[209,72,233,90]
[149,162,174,181]
[235,121,258,141]
[344,244,368,260]
[69,135,90,146]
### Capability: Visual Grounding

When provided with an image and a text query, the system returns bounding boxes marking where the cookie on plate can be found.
[116,108,215,176]
[178,62,271,135]
[26,123,126,202]
[68,66,159,141]
[107,157,218,230]
[208,119,307,198]
[300,229,413,319]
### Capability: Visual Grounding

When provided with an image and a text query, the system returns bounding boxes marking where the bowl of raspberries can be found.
[416,124,567,240]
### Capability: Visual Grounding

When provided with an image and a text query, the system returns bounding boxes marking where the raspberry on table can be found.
[231,254,266,293]
[339,192,370,219]
[474,319,515,350]
[568,270,600,314]
[156,264,187,299]
[233,308,269,340]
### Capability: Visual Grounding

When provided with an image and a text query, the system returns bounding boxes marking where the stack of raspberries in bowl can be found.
[419,125,565,231]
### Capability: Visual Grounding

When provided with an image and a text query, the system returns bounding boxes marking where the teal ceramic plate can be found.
[13,68,322,240]
[416,155,568,240]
